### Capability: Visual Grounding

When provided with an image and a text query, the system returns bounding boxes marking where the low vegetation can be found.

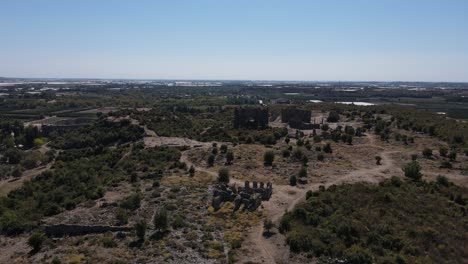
[281,177,467,263]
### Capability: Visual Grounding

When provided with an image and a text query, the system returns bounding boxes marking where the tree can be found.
[346,134,353,145]
[33,138,45,148]
[263,219,274,234]
[211,147,218,155]
[296,139,304,147]
[285,137,290,145]
[116,208,129,225]
[135,219,147,240]
[279,215,291,233]
[292,148,303,160]
[189,165,195,176]
[220,144,228,154]
[218,167,230,183]
[402,161,422,181]
[375,156,382,165]
[263,150,275,166]
[299,166,307,178]
[0,210,23,235]
[327,111,340,122]
[226,151,234,165]
[321,124,329,131]
[2,136,15,148]
[28,232,45,252]
[422,148,433,158]
[289,175,297,186]
[301,155,309,166]
[207,154,215,167]
[5,149,22,164]
[436,175,449,186]
[154,207,168,232]
[12,165,23,178]
[317,153,324,161]
[448,151,457,161]
[439,146,448,157]
[323,143,332,153]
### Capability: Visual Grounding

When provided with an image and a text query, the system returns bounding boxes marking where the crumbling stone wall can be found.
[41,117,94,135]
[281,108,311,124]
[212,181,273,212]
[233,107,269,129]
[281,108,321,129]
[44,224,132,237]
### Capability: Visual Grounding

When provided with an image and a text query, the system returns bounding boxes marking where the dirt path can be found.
[180,150,244,186]
[240,134,402,264]
[178,133,407,263]
[0,161,54,197]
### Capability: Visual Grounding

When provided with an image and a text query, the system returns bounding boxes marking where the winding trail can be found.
[0,161,55,197]
[239,134,402,263]
[176,132,405,263]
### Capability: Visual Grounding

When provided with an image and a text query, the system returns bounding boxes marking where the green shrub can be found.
[28,231,45,252]
[119,193,141,211]
[448,151,457,161]
[344,245,373,264]
[317,153,324,161]
[51,256,61,264]
[0,210,24,235]
[263,150,275,166]
[116,208,129,225]
[154,207,168,231]
[207,154,215,167]
[102,236,117,248]
[263,219,274,233]
[171,214,186,229]
[218,167,230,183]
[436,175,449,187]
[289,175,297,186]
[135,219,147,240]
[402,161,422,181]
[298,167,307,178]
[422,148,433,158]
[323,143,332,153]
[226,151,234,165]
[439,146,448,157]
[281,179,468,263]
[279,214,291,233]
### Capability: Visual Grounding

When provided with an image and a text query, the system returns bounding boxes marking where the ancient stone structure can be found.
[44,224,133,237]
[281,107,321,129]
[233,107,268,129]
[212,181,273,212]
[39,117,94,135]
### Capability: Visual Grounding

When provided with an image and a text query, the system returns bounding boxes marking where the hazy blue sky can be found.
[1,0,467,81]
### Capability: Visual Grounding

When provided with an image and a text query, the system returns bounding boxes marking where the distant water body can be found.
[308,100,375,106]
[337,102,375,106]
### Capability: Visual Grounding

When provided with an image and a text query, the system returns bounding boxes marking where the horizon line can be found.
[1,76,468,84]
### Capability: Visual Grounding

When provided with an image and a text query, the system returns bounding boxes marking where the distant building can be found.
[272,98,290,104]
[233,107,269,129]
[281,107,320,129]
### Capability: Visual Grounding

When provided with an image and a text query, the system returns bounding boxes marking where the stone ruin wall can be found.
[233,107,269,129]
[44,224,133,237]
[212,181,272,212]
